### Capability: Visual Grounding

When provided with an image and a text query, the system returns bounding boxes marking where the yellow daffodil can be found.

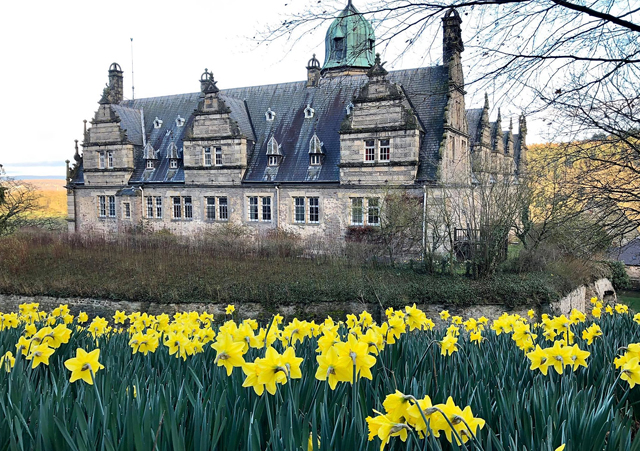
[225,304,235,315]
[26,343,55,369]
[0,351,15,372]
[64,348,104,384]
[621,357,640,388]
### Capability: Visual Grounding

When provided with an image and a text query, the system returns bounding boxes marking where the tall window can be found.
[218,197,228,220]
[215,147,223,166]
[365,140,375,161]
[308,197,319,223]
[99,152,105,169]
[351,198,363,225]
[98,196,106,218]
[379,139,390,161]
[155,197,162,218]
[262,197,272,221]
[248,197,259,221]
[123,202,131,219]
[206,197,216,220]
[173,197,182,219]
[184,197,193,219]
[108,196,116,218]
[204,147,212,166]
[146,197,154,218]
[367,198,380,225]
[294,197,305,223]
[294,197,320,224]
[107,151,114,168]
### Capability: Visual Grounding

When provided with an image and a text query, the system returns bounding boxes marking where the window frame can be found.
[108,196,116,218]
[351,198,364,225]
[155,197,163,218]
[206,197,216,221]
[99,152,105,169]
[351,197,380,226]
[172,197,182,219]
[98,195,107,218]
[294,197,305,223]
[146,197,154,218]
[308,197,320,224]
[367,198,380,226]
[184,197,193,220]
[123,202,131,219]
[262,197,272,222]
[248,196,259,221]
[218,197,228,221]
[107,151,114,168]
[215,147,223,166]
[146,160,155,169]
[364,140,375,162]
[169,159,178,169]
[379,139,390,162]
[204,147,212,167]
[310,154,321,166]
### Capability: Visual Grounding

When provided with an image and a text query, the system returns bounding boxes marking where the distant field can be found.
[23,179,67,218]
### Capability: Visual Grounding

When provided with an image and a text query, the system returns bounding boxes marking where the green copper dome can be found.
[322,1,375,72]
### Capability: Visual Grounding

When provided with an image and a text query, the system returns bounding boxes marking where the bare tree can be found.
[0,174,43,236]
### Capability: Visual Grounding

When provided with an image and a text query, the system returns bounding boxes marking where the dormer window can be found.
[266,136,283,166]
[304,104,315,119]
[175,115,185,127]
[346,102,354,115]
[153,117,163,129]
[309,133,324,166]
[146,160,155,169]
[265,108,276,122]
[169,159,178,169]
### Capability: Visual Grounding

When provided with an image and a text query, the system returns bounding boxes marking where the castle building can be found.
[66,4,526,238]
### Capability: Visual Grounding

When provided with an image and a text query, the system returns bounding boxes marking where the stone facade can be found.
[66,6,526,240]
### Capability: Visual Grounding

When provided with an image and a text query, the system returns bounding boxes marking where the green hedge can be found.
[0,232,565,310]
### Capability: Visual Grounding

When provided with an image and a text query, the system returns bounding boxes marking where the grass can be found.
[0,231,567,312]
[619,290,640,312]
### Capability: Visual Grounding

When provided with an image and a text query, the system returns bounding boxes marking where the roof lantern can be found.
[322,1,375,73]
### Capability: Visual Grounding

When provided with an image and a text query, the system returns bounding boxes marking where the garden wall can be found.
[0,278,615,323]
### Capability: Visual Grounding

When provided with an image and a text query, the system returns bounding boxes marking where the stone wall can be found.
[0,278,616,324]
[69,183,428,239]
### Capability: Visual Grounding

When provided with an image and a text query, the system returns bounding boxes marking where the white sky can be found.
[0,0,542,178]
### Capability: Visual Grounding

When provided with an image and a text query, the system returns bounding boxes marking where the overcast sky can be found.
[0,0,541,178]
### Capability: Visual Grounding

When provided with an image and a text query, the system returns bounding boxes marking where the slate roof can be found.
[466,108,483,149]
[71,65,449,185]
[610,238,640,266]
